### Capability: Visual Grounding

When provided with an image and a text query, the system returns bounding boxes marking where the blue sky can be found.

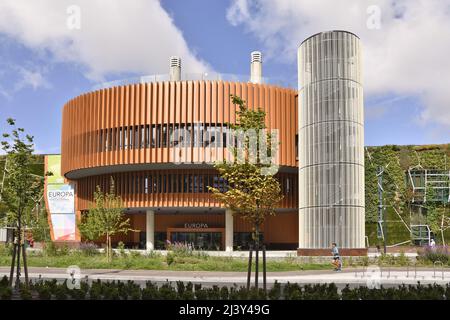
[0,0,449,154]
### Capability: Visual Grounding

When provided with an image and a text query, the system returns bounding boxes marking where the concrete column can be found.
[146,210,155,251]
[225,209,234,252]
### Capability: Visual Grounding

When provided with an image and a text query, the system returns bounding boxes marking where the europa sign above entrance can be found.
[184,222,209,229]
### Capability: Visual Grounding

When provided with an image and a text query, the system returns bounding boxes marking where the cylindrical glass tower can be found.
[298,31,365,253]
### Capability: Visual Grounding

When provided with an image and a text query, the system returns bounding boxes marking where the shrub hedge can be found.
[0,276,449,300]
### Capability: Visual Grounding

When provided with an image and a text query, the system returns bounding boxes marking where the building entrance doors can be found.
[167,228,224,250]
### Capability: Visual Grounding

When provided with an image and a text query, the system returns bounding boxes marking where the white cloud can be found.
[365,105,387,121]
[0,0,211,81]
[15,67,51,91]
[0,85,11,100]
[226,0,450,127]
[0,60,51,97]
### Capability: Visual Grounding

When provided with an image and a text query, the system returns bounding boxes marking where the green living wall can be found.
[365,144,450,245]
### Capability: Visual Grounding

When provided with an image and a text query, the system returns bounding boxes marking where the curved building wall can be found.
[61,81,298,179]
[61,81,298,211]
[298,31,365,249]
[76,170,298,211]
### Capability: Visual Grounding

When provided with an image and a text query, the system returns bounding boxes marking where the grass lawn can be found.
[0,251,333,272]
[1,243,447,271]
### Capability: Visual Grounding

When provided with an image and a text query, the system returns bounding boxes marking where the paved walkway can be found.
[1,266,448,288]
[26,248,419,258]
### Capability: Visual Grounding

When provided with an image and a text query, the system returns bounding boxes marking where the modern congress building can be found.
[61,53,298,251]
[58,30,365,254]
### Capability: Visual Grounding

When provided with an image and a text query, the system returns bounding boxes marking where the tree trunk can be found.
[262,245,267,292]
[254,224,260,250]
[15,218,22,289]
[247,244,253,290]
[255,245,259,289]
[106,234,112,262]
[22,235,29,287]
[254,224,260,289]
[9,231,17,287]
[106,234,110,262]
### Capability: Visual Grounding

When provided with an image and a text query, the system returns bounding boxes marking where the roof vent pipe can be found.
[250,51,262,84]
[169,56,181,81]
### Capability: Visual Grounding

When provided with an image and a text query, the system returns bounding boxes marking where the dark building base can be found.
[297,248,368,256]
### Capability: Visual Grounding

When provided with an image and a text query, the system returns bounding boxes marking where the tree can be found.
[0,118,45,288]
[28,208,51,243]
[208,95,283,289]
[78,178,133,262]
[436,206,450,246]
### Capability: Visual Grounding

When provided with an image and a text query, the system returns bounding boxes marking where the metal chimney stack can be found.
[250,51,262,84]
[169,56,181,81]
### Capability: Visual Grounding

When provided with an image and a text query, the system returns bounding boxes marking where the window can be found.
[286,177,290,194]
[168,174,173,193]
[133,126,139,149]
[98,130,103,152]
[145,125,150,148]
[144,176,149,194]
[124,127,129,149]
[138,125,143,148]
[188,174,193,193]
[183,174,188,193]
[171,124,180,147]
[178,174,183,193]
[162,124,168,147]
[104,129,109,151]
[119,127,123,150]
[151,125,157,148]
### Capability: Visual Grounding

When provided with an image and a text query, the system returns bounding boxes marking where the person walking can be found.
[331,242,342,272]
[430,238,436,251]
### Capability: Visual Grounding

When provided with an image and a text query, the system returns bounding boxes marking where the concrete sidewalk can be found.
[1,266,448,288]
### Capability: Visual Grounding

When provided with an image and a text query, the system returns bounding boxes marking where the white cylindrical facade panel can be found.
[298,31,365,249]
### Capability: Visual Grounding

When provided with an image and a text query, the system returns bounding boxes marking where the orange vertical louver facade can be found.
[61,80,299,250]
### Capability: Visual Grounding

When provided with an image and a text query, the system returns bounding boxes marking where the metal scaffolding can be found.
[407,167,450,203]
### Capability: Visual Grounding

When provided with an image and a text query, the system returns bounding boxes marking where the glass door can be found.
[170,232,222,250]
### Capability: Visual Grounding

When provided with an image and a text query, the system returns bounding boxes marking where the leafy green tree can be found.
[78,178,133,262]
[435,207,450,246]
[1,118,45,288]
[208,95,283,288]
[28,208,51,243]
